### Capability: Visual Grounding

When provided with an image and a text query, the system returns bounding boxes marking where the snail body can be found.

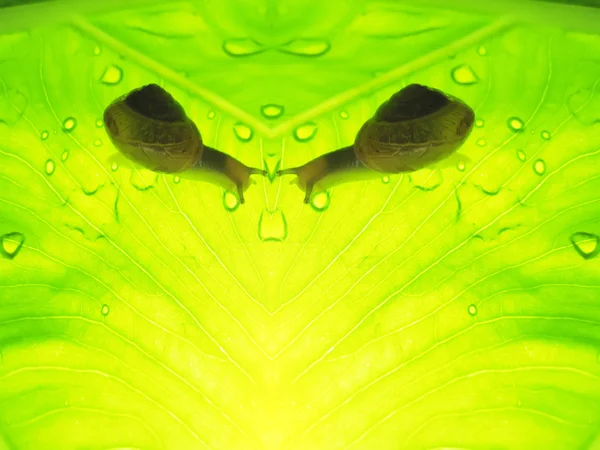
[104,83,265,203]
[278,146,381,204]
[278,84,475,203]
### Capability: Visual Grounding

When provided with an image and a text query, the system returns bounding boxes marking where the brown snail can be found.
[103,84,266,203]
[278,84,475,203]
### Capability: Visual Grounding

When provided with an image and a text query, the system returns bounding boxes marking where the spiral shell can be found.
[353,84,475,173]
[103,84,203,173]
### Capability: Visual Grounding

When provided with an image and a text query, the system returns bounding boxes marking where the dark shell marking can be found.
[374,84,450,123]
[124,84,186,123]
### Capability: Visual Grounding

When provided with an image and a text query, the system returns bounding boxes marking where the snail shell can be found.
[278,84,475,203]
[103,83,203,173]
[354,84,475,173]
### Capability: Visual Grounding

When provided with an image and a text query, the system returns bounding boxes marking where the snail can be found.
[278,84,475,203]
[103,83,266,203]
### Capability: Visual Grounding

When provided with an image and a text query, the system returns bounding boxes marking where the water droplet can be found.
[468,304,478,316]
[223,191,239,211]
[264,156,280,183]
[457,162,465,171]
[207,111,215,120]
[258,209,287,242]
[541,130,551,140]
[311,191,330,211]
[339,111,349,119]
[294,123,317,142]
[451,64,478,85]
[507,117,524,132]
[173,175,180,184]
[96,119,103,128]
[45,159,55,175]
[93,46,101,55]
[261,104,284,119]
[41,130,49,140]
[61,149,69,161]
[517,150,526,161]
[279,38,330,57]
[94,139,102,147]
[475,119,484,128]
[222,38,265,57]
[100,65,123,85]
[101,304,110,316]
[410,169,442,191]
[382,176,390,184]
[233,123,253,142]
[570,232,599,260]
[130,169,158,191]
[533,159,546,175]
[476,139,486,147]
[63,117,77,132]
[111,162,118,172]
[477,46,487,56]
[0,232,24,260]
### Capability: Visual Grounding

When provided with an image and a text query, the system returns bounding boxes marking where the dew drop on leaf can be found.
[476,139,486,147]
[63,117,77,132]
[223,191,239,211]
[130,169,158,191]
[41,130,49,140]
[100,65,123,85]
[0,232,24,260]
[311,191,330,211]
[457,162,465,171]
[279,38,330,57]
[569,232,599,260]
[533,159,546,175]
[517,150,526,161]
[222,38,265,57]
[451,64,478,85]
[261,104,284,119]
[411,169,442,191]
[339,111,349,119]
[111,162,118,172]
[507,117,524,132]
[173,175,180,184]
[207,111,216,120]
[95,119,103,128]
[468,304,478,316]
[45,159,55,175]
[475,119,484,128]
[382,175,390,184]
[233,123,253,142]
[93,45,101,55]
[258,209,287,242]
[477,46,487,56]
[541,130,551,140]
[264,156,280,183]
[94,139,102,147]
[294,123,318,142]
[101,304,110,316]
[61,150,69,161]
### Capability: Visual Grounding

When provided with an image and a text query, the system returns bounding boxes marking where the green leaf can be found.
[1,1,600,450]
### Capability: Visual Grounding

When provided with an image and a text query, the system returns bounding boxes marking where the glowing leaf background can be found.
[0,1,599,449]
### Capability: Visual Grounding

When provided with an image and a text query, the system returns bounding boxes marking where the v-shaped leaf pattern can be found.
[0,1,599,449]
